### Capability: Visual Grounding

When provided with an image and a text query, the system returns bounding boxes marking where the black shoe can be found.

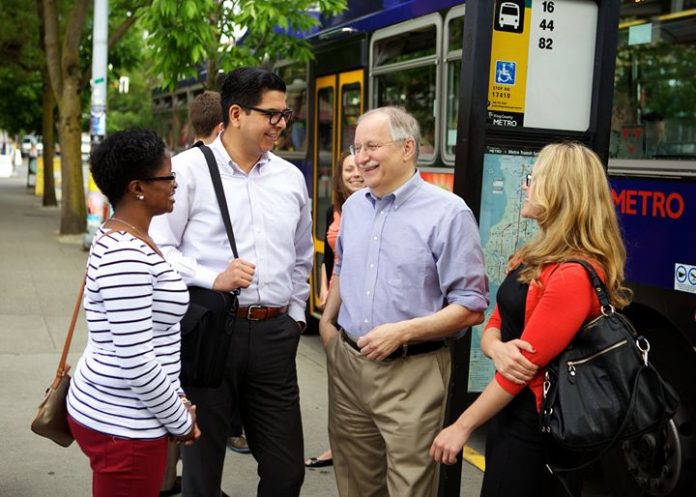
[305,456,333,468]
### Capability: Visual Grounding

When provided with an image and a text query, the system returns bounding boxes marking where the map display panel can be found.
[468,147,538,392]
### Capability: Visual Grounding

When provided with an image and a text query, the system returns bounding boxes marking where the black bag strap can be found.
[198,145,239,261]
[565,258,612,310]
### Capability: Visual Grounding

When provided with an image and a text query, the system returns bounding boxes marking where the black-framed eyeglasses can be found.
[142,171,176,183]
[241,105,294,125]
[525,173,533,187]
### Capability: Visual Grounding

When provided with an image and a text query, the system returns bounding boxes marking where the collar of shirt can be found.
[210,135,271,176]
[365,169,422,210]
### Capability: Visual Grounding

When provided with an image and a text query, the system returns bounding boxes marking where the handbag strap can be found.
[565,258,612,311]
[52,273,86,387]
[199,145,239,260]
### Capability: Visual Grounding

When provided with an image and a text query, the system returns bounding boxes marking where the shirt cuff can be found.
[494,371,524,396]
[447,293,489,313]
[189,267,219,290]
[288,303,305,324]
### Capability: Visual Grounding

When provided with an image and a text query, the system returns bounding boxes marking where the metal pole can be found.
[85,0,109,248]
[91,0,108,143]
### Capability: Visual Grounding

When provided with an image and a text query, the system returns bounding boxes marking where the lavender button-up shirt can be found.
[335,172,489,339]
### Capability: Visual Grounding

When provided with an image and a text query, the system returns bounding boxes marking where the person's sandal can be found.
[305,456,333,468]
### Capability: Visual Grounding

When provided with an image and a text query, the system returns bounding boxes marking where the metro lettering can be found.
[611,188,685,219]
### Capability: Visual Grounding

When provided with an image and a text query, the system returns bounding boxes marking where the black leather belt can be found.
[237,305,288,321]
[340,330,445,360]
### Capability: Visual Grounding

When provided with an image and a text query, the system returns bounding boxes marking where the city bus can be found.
[151,1,696,495]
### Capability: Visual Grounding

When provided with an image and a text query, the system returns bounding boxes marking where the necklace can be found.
[108,217,163,256]
[109,217,150,241]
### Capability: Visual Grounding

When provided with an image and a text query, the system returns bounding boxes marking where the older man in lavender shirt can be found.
[319,106,489,497]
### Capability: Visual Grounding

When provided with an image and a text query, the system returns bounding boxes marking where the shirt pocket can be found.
[384,246,435,307]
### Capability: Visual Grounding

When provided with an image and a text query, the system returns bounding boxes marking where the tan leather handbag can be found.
[30,275,85,447]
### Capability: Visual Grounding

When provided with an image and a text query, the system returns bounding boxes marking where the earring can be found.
[137,194,144,200]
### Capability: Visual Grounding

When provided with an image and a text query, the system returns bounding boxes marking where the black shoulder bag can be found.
[541,259,679,488]
[179,145,240,388]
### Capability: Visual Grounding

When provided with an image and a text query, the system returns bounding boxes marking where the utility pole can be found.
[85,0,109,247]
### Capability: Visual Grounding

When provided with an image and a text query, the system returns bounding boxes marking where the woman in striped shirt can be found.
[67,129,200,497]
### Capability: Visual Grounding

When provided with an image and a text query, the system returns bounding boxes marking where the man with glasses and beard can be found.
[151,67,312,497]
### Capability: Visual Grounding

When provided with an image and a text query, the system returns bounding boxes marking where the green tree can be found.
[143,0,347,90]
[42,0,147,234]
[0,0,43,135]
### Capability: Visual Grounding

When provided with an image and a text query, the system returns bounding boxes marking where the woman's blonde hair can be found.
[512,142,632,308]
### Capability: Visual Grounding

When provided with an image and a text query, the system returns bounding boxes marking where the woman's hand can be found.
[430,422,471,465]
[176,402,201,445]
[490,339,538,384]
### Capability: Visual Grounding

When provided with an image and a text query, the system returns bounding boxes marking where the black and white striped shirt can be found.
[67,229,192,439]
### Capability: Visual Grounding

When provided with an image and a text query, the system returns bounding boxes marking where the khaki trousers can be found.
[327,334,451,497]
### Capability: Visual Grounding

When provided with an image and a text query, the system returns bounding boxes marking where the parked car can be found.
[21,136,35,158]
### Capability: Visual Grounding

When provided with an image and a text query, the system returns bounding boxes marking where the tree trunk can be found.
[206,58,219,90]
[36,0,56,206]
[41,68,57,206]
[58,77,86,234]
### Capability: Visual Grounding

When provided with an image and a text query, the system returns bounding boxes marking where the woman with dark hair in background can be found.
[66,128,200,497]
[306,150,364,469]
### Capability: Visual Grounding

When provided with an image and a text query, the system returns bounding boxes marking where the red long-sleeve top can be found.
[484,261,603,412]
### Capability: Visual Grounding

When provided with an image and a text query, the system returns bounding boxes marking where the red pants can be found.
[68,416,168,497]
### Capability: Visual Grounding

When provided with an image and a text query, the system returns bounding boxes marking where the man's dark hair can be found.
[90,128,166,208]
[189,91,222,139]
[220,67,286,127]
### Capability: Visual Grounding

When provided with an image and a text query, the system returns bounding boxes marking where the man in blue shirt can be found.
[319,106,489,497]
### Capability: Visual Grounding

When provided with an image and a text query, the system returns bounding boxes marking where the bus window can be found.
[315,87,335,241]
[340,83,361,154]
[275,63,309,154]
[444,59,461,159]
[371,15,441,163]
[443,7,465,163]
[611,10,696,160]
[373,68,437,156]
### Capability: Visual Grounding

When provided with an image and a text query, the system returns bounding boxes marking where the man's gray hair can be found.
[359,106,421,159]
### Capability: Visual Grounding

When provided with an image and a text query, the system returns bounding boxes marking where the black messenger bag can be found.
[179,145,240,388]
[541,259,679,482]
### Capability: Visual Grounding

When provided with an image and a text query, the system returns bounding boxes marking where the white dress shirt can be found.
[150,137,313,323]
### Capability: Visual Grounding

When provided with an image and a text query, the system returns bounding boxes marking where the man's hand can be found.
[356,322,405,361]
[490,339,538,384]
[212,258,255,292]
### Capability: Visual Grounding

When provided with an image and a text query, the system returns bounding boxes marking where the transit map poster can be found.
[468,147,538,392]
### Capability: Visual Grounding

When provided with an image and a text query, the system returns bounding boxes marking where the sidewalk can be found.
[0,167,484,497]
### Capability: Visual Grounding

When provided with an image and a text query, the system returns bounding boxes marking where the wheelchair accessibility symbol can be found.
[495,61,516,85]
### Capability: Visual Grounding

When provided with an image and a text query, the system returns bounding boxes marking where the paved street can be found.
[0,163,487,497]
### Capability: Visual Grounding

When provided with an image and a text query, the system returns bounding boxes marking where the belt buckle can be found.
[246,304,265,321]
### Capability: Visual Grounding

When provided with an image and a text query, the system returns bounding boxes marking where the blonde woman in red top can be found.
[430,142,632,497]
[307,150,364,469]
